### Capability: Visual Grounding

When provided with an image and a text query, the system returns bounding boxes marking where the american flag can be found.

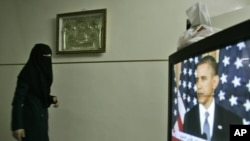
[215,40,250,124]
[171,39,250,140]
[172,55,201,141]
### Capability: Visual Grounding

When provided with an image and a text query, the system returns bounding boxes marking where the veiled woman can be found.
[11,43,59,141]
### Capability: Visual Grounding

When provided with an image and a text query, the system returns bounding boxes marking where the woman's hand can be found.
[53,96,59,108]
[12,129,25,141]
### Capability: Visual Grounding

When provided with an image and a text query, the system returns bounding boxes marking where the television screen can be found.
[168,20,250,141]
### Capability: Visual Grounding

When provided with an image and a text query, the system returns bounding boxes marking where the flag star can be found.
[243,118,250,125]
[226,45,232,50]
[183,81,187,88]
[183,68,187,75]
[189,58,193,63]
[188,81,192,89]
[174,98,177,105]
[174,87,177,94]
[237,42,246,50]
[187,95,191,103]
[218,90,225,101]
[243,99,250,112]
[194,57,199,64]
[222,56,230,67]
[183,93,187,100]
[174,109,177,116]
[188,69,193,76]
[193,98,197,105]
[193,85,197,92]
[246,80,250,92]
[229,95,238,106]
[234,57,243,69]
[232,76,241,88]
[220,73,228,84]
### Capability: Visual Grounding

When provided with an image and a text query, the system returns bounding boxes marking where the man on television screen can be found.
[183,55,242,141]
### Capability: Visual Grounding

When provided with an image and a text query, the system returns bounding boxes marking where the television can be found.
[168,19,250,141]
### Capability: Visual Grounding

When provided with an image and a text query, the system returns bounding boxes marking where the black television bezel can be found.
[167,19,250,141]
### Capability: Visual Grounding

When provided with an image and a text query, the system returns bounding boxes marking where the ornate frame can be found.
[56,9,107,54]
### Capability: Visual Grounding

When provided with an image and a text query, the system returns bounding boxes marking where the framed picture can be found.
[56,9,107,54]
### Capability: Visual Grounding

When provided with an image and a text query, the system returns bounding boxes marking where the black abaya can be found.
[11,43,56,141]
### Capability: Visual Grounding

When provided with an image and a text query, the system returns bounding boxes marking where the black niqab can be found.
[18,43,53,107]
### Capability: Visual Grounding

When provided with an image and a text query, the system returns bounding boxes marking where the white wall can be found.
[0,62,168,141]
[0,0,198,64]
[1,0,249,141]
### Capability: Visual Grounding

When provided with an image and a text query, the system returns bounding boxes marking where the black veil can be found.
[18,43,53,107]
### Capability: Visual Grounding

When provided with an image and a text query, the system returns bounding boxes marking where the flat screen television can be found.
[168,19,250,141]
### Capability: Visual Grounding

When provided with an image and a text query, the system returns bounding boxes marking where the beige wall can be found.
[1,0,249,141]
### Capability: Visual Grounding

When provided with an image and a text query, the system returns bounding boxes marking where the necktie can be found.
[203,112,210,141]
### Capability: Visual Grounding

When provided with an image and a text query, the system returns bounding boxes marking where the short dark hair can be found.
[197,55,218,75]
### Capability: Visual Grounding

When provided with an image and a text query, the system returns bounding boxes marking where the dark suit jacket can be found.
[183,103,242,141]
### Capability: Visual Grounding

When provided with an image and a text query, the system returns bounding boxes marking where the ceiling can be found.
[203,0,250,17]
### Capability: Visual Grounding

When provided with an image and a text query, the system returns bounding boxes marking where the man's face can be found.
[196,63,218,108]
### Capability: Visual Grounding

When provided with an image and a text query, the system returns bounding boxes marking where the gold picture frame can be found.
[56,9,106,54]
